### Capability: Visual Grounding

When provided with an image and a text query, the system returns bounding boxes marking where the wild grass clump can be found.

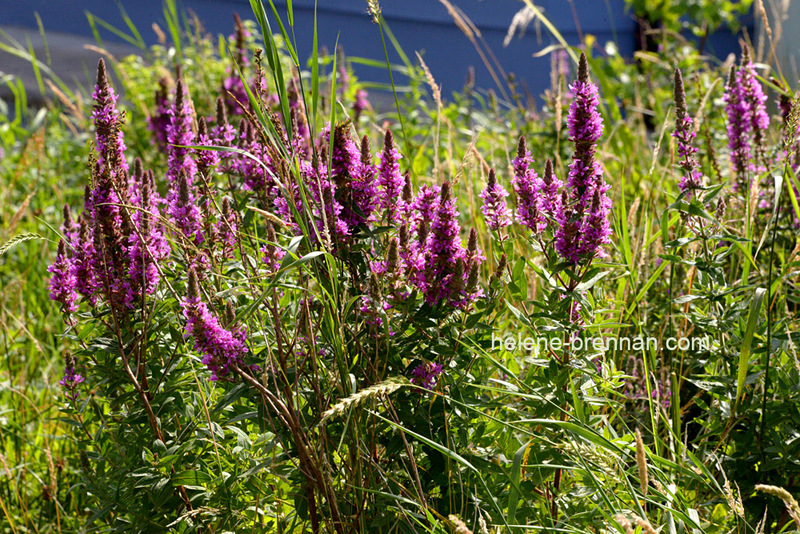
[2,0,800,532]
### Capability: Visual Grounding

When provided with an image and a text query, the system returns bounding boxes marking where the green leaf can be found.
[736,287,766,406]
[172,470,212,487]
[507,440,531,527]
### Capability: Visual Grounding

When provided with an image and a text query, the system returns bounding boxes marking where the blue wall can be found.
[1,1,747,101]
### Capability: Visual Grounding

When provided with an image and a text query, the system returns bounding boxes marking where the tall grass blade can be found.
[736,287,766,406]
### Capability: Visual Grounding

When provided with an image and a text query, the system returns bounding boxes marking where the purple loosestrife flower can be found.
[376,129,405,223]
[554,190,582,264]
[739,48,770,145]
[169,169,204,244]
[577,188,612,258]
[196,117,220,178]
[128,175,170,302]
[410,362,444,390]
[211,97,237,169]
[328,125,367,231]
[214,197,238,259]
[300,152,349,244]
[92,59,128,174]
[566,53,604,209]
[90,161,133,309]
[148,78,171,149]
[70,219,99,303]
[48,240,78,313]
[353,89,369,121]
[512,136,547,232]
[423,182,467,305]
[222,13,251,116]
[480,168,512,231]
[261,222,285,272]
[556,53,612,264]
[724,64,752,185]
[237,120,271,192]
[673,68,702,197]
[541,159,563,218]
[351,135,379,225]
[59,352,84,400]
[182,268,249,380]
[166,79,197,192]
[409,184,440,234]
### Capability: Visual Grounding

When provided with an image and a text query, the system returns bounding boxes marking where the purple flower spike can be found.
[555,52,612,264]
[411,361,444,391]
[351,135,379,225]
[196,117,220,177]
[512,136,547,233]
[567,53,604,209]
[214,197,238,258]
[673,68,702,197]
[212,97,237,160]
[169,169,204,245]
[92,59,128,174]
[48,240,78,313]
[554,190,581,264]
[724,64,752,184]
[128,174,170,302]
[376,129,405,223]
[480,169,512,231]
[182,268,249,381]
[59,352,84,400]
[424,182,468,305]
[166,79,197,191]
[148,78,171,149]
[353,89,369,121]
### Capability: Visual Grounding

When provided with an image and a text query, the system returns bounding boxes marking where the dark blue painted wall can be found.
[1,1,749,101]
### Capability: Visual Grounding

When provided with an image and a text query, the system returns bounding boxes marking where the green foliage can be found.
[624,0,754,36]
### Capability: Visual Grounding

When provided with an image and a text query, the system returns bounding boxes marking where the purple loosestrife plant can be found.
[511,136,547,233]
[349,135,379,227]
[196,117,220,178]
[673,68,703,197]
[169,169,204,245]
[376,129,404,224]
[127,174,170,302]
[166,79,197,192]
[214,197,239,259]
[182,268,249,380]
[92,59,128,174]
[48,240,78,313]
[148,78,171,149]
[555,52,612,264]
[410,361,444,391]
[724,64,753,187]
[739,47,770,170]
[480,168,512,232]
[423,182,469,306]
[59,352,84,400]
[212,97,237,167]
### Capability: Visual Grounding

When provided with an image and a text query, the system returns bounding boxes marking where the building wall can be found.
[1,0,748,101]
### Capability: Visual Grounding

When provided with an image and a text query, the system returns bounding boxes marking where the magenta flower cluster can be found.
[724,48,770,184]
[490,53,611,266]
[410,362,444,390]
[182,269,249,380]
